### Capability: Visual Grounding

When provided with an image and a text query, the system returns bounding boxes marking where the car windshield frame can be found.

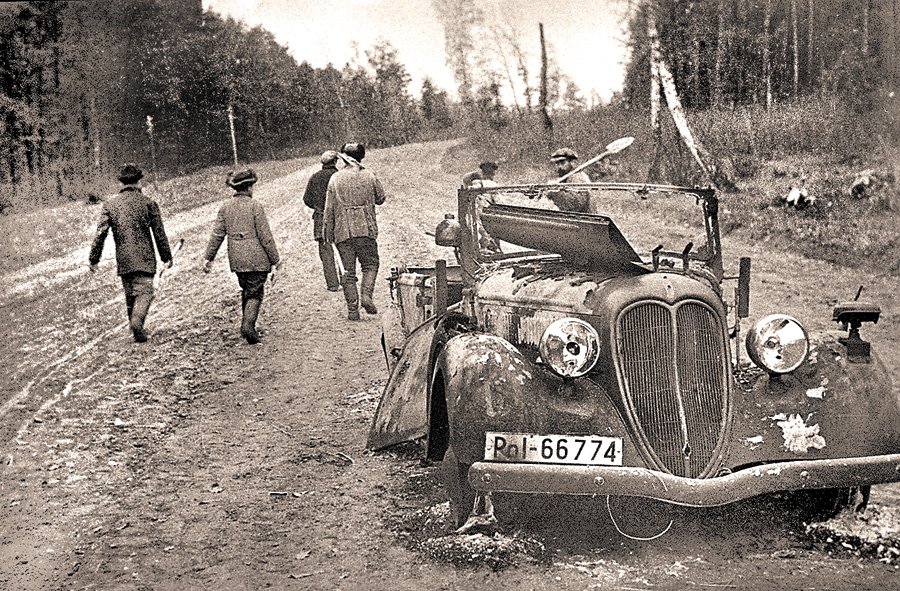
[457,182,724,284]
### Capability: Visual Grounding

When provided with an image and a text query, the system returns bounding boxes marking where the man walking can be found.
[202,169,281,344]
[89,164,173,343]
[302,151,341,292]
[324,143,386,321]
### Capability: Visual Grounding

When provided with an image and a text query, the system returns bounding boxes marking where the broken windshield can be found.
[468,183,718,274]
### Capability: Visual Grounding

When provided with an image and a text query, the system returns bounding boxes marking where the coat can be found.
[323,164,386,244]
[302,164,338,241]
[204,191,280,272]
[548,170,593,212]
[89,186,172,275]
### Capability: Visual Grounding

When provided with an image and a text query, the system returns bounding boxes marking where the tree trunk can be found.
[692,34,701,107]
[648,10,726,189]
[764,0,772,109]
[648,47,663,183]
[894,0,900,85]
[539,23,552,132]
[713,0,726,107]
[792,0,799,97]
[862,0,869,57]
[807,0,814,85]
[492,28,522,116]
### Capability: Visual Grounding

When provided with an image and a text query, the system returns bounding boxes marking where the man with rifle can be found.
[324,143,386,321]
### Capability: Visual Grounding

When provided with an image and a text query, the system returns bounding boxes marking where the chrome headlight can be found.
[745,314,809,374]
[539,318,600,378]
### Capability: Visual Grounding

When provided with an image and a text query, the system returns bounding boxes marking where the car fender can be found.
[368,312,472,452]
[430,332,643,468]
[727,332,900,468]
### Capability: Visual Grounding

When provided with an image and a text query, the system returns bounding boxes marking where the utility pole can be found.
[227,104,239,167]
[146,115,157,183]
[90,96,101,170]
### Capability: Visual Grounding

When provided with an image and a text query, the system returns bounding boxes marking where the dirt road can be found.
[1,140,898,590]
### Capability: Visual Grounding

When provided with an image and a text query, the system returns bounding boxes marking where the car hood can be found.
[475,260,722,317]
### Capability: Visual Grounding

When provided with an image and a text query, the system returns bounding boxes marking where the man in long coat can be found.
[302,151,341,292]
[324,143,386,321]
[203,169,281,344]
[89,164,173,342]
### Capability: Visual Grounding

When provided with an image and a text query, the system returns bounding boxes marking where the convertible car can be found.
[367,181,899,529]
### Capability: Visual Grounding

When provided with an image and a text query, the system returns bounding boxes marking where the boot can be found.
[241,298,261,344]
[130,294,152,342]
[342,277,360,321]
[360,270,378,315]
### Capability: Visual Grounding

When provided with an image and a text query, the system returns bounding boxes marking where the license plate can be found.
[484,432,623,466]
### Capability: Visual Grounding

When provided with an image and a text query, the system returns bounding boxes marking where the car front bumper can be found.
[468,453,900,507]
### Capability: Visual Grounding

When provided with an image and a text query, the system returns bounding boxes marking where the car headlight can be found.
[745,314,809,374]
[539,318,600,378]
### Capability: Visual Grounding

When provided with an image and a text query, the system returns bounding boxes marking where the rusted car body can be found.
[368,182,900,527]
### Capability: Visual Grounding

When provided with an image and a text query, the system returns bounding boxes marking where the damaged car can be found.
[367,180,900,529]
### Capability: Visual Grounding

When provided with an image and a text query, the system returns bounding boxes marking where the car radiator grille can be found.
[616,301,729,478]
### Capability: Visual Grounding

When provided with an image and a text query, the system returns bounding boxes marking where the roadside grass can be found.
[723,152,900,275]
[0,158,314,276]
[466,98,900,276]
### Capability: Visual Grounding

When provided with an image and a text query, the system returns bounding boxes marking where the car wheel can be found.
[441,445,475,528]
[794,487,867,522]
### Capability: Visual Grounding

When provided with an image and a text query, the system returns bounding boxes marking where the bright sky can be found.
[202,0,631,103]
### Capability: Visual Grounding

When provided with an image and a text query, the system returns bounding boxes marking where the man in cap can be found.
[302,151,341,292]
[547,148,592,212]
[89,164,173,343]
[324,143,386,321]
[550,148,591,184]
[461,160,499,189]
[203,169,281,344]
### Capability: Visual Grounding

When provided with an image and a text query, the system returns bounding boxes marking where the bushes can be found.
[466,96,900,275]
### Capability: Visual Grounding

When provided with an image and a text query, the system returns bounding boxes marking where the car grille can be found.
[616,300,729,478]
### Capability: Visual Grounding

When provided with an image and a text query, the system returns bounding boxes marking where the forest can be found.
[0,0,456,210]
[1,0,898,212]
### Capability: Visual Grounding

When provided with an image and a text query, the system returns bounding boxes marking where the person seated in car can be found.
[546,148,592,213]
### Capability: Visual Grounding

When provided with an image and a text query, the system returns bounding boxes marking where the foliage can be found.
[465,100,900,276]
[622,0,900,110]
[0,0,454,212]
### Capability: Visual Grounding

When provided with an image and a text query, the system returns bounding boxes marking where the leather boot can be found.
[241,298,261,344]
[360,270,378,315]
[130,294,152,342]
[342,277,360,321]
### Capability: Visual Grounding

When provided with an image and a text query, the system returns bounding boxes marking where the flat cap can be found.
[321,150,339,165]
[550,148,579,162]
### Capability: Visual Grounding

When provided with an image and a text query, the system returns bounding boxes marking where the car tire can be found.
[441,445,475,529]
[794,487,868,522]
